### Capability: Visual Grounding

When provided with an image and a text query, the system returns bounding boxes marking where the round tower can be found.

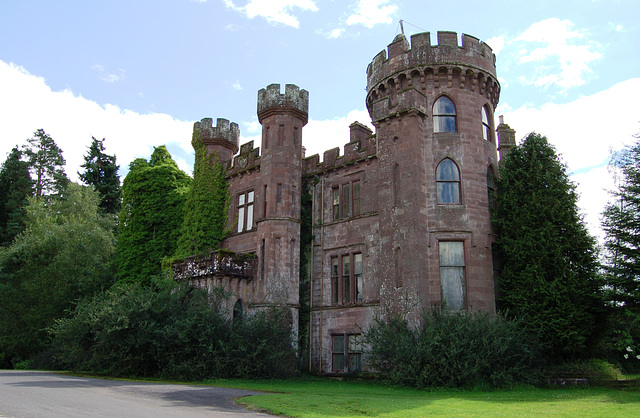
[366,32,500,314]
[193,117,240,164]
[255,83,309,334]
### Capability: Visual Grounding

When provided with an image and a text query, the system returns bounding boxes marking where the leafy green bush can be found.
[546,359,623,385]
[50,283,296,380]
[365,310,544,388]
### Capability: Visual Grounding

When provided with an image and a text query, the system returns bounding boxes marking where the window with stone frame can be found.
[433,96,457,133]
[331,181,361,221]
[332,334,363,373]
[439,241,466,311]
[482,105,493,141]
[487,166,496,209]
[237,190,254,232]
[330,253,363,305]
[436,158,461,204]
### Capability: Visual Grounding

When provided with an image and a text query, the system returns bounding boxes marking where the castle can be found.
[173,31,517,374]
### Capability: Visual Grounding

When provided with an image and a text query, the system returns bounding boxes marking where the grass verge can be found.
[204,377,640,417]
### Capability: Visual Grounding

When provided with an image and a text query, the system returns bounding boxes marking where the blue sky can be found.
[1,0,639,241]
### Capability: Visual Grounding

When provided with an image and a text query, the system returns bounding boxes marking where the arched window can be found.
[487,166,496,209]
[436,158,461,204]
[482,105,492,141]
[433,96,457,133]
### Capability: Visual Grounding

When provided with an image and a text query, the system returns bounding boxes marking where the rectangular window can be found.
[331,257,339,305]
[342,256,351,304]
[439,241,466,311]
[332,187,340,221]
[330,253,363,305]
[354,253,363,303]
[332,335,345,372]
[332,334,363,373]
[342,184,351,219]
[352,181,360,217]
[237,190,254,233]
[277,183,283,204]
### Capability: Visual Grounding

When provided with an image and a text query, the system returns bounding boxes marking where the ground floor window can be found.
[439,241,466,311]
[332,334,363,372]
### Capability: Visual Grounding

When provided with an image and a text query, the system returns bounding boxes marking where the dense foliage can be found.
[175,131,230,258]
[115,146,191,284]
[0,183,116,366]
[492,133,605,361]
[50,283,297,380]
[22,129,68,197]
[365,311,543,388]
[0,146,33,246]
[601,135,640,371]
[79,137,122,215]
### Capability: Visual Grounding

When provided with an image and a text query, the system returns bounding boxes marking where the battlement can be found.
[194,117,240,152]
[257,83,309,124]
[366,31,497,92]
[303,127,377,175]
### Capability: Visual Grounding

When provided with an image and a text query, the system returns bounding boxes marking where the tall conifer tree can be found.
[0,147,33,246]
[492,133,605,361]
[22,129,68,197]
[79,137,122,214]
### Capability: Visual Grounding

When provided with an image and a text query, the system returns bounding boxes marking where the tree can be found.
[0,147,33,246]
[602,136,640,312]
[0,183,116,365]
[115,146,191,285]
[175,130,230,257]
[492,132,605,361]
[79,137,122,214]
[601,136,640,370]
[22,129,68,197]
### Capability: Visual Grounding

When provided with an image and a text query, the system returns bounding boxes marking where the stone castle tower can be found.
[174,31,505,374]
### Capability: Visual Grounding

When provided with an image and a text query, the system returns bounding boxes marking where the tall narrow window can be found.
[332,335,345,372]
[237,190,254,232]
[332,187,340,221]
[352,181,361,217]
[433,96,457,133]
[439,241,466,311]
[342,256,351,303]
[348,335,363,372]
[331,257,339,305]
[436,158,461,204]
[342,184,351,219]
[263,185,268,217]
[354,253,363,303]
[482,106,492,141]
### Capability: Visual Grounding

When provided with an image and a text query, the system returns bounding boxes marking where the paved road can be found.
[0,370,273,417]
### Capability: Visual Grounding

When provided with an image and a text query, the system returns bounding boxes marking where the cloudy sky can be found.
[1,0,639,242]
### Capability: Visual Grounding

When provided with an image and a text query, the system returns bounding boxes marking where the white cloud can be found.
[500,78,640,242]
[346,0,397,28]
[223,0,318,28]
[513,18,601,90]
[92,64,126,83]
[485,35,505,56]
[232,80,243,90]
[0,60,193,183]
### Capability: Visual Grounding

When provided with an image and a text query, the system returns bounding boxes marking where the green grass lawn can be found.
[205,377,640,417]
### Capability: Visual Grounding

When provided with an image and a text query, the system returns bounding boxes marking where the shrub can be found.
[50,283,296,380]
[365,310,544,388]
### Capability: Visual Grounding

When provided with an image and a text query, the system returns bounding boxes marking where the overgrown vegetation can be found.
[365,310,544,388]
[49,283,297,380]
[78,137,121,215]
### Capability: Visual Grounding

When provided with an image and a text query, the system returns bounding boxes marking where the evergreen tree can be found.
[79,137,122,214]
[115,146,191,285]
[22,129,68,197]
[602,136,640,312]
[0,147,34,246]
[175,130,230,257]
[0,183,116,365]
[492,132,605,361]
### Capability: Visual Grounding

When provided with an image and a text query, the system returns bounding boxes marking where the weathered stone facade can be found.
[175,32,516,374]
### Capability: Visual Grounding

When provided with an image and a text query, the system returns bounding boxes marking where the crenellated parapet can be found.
[366,32,500,122]
[226,140,261,177]
[257,83,309,125]
[303,128,377,175]
[194,117,240,157]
